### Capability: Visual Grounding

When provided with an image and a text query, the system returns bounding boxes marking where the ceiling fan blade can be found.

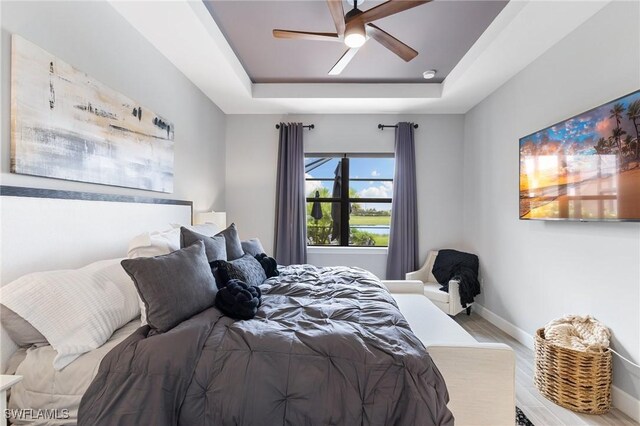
[358,0,431,24]
[366,24,417,62]
[273,29,341,42]
[328,48,360,75]
[326,0,345,36]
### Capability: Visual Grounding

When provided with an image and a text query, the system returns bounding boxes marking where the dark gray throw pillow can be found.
[180,227,227,262]
[121,241,217,334]
[215,223,244,260]
[241,238,266,257]
[211,254,267,288]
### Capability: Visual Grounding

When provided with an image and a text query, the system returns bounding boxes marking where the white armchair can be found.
[406,250,471,316]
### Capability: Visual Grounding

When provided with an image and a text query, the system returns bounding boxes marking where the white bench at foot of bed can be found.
[383,280,516,426]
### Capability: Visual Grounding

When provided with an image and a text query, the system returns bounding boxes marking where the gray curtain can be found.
[386,122,418,280]
[274,122,307,265]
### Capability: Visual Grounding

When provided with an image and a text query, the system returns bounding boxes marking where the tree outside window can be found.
[305,155,394,247]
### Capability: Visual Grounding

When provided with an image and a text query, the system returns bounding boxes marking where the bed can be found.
[79,264,452,425]
[0,187,453,426]
[4,265,453,426]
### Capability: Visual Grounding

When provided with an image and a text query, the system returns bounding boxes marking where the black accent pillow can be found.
[215,279,262,320]
[121,241,217,334]
[255,253,280,278]
[211,260,246,288]
[211,254,267,288]
[215,223,244,260]
[180,227,227,262]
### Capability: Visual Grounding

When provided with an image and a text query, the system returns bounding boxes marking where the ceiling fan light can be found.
[345,32,366,48]
[344,19,366,48]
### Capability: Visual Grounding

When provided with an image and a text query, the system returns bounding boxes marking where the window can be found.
[305,154,394,247]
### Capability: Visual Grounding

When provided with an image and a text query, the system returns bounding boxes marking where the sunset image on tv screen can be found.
[519,90,640,220]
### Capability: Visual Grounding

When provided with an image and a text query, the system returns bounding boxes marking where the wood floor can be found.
[454,313,638,426]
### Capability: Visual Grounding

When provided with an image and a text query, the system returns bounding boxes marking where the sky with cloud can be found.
[305,157,394,210]
[520,90,640,155]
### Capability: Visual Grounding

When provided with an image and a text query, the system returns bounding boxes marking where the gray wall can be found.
[1,1,226,213]
[463,1,640,401]
[225,114,465,278]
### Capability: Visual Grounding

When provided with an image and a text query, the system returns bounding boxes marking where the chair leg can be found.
[466,306,471,316]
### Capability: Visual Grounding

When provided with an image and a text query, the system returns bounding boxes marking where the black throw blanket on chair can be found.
[432,249,480,308]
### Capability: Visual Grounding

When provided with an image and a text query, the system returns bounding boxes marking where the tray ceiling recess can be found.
[109,0,613,113]
[273,0,429,76]
[204,0,508,84]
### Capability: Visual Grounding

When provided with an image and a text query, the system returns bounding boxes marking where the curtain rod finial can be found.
[378,123,418,129]
[276,123,314,129]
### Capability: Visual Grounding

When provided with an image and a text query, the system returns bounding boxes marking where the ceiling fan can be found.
[273,0,430,75]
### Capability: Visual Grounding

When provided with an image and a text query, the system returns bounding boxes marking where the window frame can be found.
[305,153,394,247]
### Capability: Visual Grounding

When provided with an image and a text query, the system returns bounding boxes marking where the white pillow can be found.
[127,227,180,259]
[0,259,140,370]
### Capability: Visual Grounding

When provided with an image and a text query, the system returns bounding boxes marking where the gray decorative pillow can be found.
[121,241,217,334]
[215,223,244,260]
[212,255,267,288]
[241,238,266,256]
[0,305,48,347]
[180,227,227,262]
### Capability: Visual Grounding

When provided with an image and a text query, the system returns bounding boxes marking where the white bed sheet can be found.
[7,320,140,425]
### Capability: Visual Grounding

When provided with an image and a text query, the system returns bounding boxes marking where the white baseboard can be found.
[472,303,534,350]
[612,386,640,423]
[473,303,640,422]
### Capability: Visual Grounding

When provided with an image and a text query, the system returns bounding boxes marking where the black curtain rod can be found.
[378,124,418,130]
[275,124,315,130]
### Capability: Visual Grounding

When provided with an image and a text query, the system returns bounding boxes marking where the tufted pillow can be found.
[180,227,227,263]
[211,255,266,288]
[215,279,262,320]
[215,223,244,260]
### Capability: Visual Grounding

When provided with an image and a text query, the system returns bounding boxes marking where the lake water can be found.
[351,225,390,235]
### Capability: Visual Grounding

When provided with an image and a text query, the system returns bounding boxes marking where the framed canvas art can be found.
[11,35,174,193]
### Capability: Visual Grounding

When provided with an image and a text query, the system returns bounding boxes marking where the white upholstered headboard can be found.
[0,186,193,370]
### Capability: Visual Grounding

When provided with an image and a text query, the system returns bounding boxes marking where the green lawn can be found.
[350,215,390,246]
[307,214,391,246]
[349,215,391,226]
[371,234,389,246]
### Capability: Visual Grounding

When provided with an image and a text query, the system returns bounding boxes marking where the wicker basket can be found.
[534,328,612,414]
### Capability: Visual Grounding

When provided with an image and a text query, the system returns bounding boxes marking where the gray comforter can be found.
[79,265,453,425]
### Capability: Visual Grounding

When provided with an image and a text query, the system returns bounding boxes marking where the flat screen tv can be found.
[519,90,640,221]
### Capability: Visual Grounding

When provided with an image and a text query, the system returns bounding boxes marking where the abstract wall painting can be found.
[10,35,174,193]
